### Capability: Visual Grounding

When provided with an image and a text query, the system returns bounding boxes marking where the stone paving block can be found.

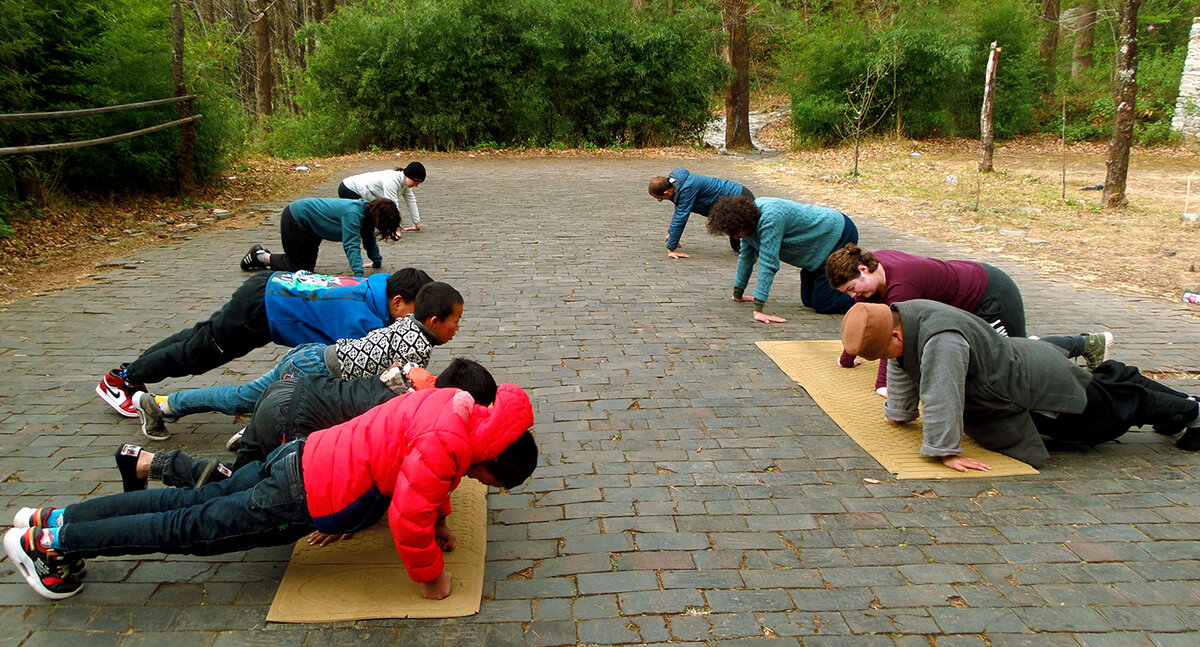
[1016,607,1115,633]
[577,570,658,595]
[120,632,215,647]
[1075,634,1156,647]
[930,607,1029,634]
[577,617,640,645]
[1098,606,1188,632]
[617,589,705,615]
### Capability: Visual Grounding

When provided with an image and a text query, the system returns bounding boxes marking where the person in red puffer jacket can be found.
[4,384,537,602]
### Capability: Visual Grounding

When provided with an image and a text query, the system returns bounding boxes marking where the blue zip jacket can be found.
[263,271,392,347]
[664,167,745,251]
[289,198,382,278]
[735,198,848,303]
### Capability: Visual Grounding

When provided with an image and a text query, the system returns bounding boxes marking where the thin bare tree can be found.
[836,53,895,177]
[1104,0,1140,209]
[979,42,1002,173]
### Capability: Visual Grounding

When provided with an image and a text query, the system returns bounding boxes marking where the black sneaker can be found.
[1178,428,1200,452]
[3,527,82,600]
[133,392,170,441]
[240,244,269,271]
[195,460,233,487]
[115,443,148,491]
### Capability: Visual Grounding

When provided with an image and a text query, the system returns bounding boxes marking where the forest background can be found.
[1,0,1199,302]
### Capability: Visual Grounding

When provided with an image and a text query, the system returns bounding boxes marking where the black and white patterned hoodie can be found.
[323,315,441,382]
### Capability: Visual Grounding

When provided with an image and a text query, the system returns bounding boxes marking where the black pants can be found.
[157,376,397,487]
[1032,360,1198,445]
[973,264,1027,338]
[337,182,361,200]
[266,206,322,273]
[125,273,273,386]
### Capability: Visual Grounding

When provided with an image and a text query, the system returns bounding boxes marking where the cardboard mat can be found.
[757,340,1039,480]
[267,478,488,623]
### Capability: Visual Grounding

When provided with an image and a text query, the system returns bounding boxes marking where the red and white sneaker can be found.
[96,369,140,418]
[3,527,82,600]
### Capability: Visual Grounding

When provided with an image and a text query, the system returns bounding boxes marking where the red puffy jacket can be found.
[301,383,534,583]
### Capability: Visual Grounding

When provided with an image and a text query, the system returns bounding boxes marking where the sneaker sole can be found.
[134,395,170,441]
[12,507,38,529]
[95,382,139,418]
[3,528,81,600]
[226,428,246,452]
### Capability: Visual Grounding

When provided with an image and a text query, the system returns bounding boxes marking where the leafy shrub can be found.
[782,0,1041,146]
[282,0,726,154]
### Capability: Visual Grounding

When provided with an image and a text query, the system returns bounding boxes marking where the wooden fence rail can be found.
[0,95,196,123]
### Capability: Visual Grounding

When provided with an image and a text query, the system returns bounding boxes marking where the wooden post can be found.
[171,0,195,194]
[979,42,1001,173]
[1104,0,1140,209]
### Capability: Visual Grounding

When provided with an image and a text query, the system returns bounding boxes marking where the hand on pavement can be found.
[753,311,787,323]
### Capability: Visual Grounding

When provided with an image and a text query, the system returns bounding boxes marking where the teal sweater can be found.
[289,198,382,278]
[734,198,846,304]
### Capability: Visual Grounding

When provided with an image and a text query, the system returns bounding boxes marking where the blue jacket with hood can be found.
[664,167,745,251]
[263,271,392,346]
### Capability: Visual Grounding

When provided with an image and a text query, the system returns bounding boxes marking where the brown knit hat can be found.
[841,303,894,360]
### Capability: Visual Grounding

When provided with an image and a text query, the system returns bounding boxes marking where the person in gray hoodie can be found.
[841,300,1200,472]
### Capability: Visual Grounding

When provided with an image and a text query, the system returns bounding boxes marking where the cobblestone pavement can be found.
[2,156,1200,646]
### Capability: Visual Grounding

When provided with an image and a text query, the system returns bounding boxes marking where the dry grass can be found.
[753,124,1200,304]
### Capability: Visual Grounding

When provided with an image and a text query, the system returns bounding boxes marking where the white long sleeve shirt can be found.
[342,169,421,225]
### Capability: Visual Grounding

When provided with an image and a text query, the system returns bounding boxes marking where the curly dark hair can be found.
[363,198,401,241]
[706,195,760,237]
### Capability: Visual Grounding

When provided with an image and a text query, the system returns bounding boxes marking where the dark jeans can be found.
[125,273,273,386]
[337,182,361,200]
[59,441,312,559]
[800,214,858,315]
[157,376,397,488]
[267,206,323,273]
[1033,360,1198,445]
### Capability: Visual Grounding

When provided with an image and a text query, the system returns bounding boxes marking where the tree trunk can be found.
[722,0,752,150]
[979,42,1001,173]
[1038,0,1060,86]
[1104,0,1140,209]
[252,0,273,116]
[1071,0,1096,79]
[323,0,335,19]
[311,0,324,23]
[13,131,45,208]
[171,0,195,194]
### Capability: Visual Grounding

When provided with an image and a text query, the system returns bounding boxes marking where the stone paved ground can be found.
[2,156,1200,646]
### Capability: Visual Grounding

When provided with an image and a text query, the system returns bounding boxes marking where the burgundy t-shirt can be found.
[859,250,988,311]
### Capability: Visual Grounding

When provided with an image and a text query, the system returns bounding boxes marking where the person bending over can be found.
[97,268,433,417]
[649,168,753,258]
[6,384,537,601]
[840,300,1200,473]
[118,358,497,491]
[240,197,400,279]
[130,282,463,440]
[707,195,857,323]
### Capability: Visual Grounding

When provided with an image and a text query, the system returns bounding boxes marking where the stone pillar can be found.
[1172,17,1200,136]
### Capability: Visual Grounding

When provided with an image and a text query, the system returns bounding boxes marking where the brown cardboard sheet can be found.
[267,478,487,623]
[756,339,1039,479]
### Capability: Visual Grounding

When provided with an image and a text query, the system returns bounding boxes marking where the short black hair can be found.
[414,281,464,323]
[488,430,537,489]
[435,358,497,406]
[386,268,434,302]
